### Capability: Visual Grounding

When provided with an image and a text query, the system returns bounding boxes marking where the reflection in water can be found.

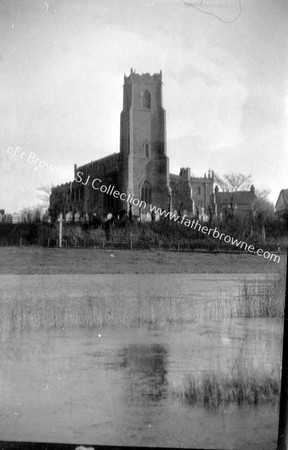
[119,344,168,401]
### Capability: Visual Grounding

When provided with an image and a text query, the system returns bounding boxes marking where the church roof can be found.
[77,153,120,171]
[215,190,257,206]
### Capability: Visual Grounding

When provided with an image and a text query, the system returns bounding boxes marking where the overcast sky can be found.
[0,0,287,212]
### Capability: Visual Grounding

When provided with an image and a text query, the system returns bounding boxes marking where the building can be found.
[275,189,288,220]
[170,169,214,219]
[212,185,257,221]
[50,69,214,222]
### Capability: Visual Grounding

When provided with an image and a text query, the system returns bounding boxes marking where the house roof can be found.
[275,189,288,210]
[215,190,257,206]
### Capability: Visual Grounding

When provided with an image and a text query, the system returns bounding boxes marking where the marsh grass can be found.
[176,352,281,409]
[0,271,285,333]
[0,286,196,333]
[179,372,280,408]
[198,273,285,321]
[235,272,285,318]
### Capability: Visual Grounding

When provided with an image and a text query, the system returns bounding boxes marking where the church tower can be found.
[120,69,170,217]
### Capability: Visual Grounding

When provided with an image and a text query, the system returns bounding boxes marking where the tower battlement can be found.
[124,68,162,85]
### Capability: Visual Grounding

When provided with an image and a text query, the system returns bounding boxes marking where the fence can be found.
[0,235,283,255]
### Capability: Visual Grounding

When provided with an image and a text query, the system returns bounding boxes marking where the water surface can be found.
[0,318,282,449]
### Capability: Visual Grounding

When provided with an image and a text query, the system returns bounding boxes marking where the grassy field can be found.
[0,246,285,274]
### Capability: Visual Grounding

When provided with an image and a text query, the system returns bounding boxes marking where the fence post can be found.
[20,237,22,247]
[130,239,132,250]
[47,238,50,247]
[102,240,105,249]
[58,213,63,248]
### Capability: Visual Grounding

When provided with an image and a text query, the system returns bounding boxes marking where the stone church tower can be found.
[120,69,170,216]
[50,69,215,222]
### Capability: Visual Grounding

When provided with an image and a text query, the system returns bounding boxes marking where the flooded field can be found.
[0,273,284,449]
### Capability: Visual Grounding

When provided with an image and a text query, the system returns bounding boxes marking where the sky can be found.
[0,0,287,213]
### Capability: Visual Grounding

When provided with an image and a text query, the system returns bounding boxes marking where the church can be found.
[50,69,214,222]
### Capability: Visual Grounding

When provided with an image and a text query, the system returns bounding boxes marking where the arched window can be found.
[142,90,151,109]
[144,142,150,158]
[141,180,152,204]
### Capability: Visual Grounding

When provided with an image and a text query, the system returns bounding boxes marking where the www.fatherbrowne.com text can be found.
[75,172,281,264]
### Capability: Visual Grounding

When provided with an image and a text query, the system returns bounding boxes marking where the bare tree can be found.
[21,206,33,223]
[251,188,274,217]
[18,185,54,222]
[250,188,274,242]
[214,172,253,192]
[255,188,271,202]
[20,205,42,222]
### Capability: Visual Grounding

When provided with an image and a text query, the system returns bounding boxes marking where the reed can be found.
[175,346,281,409]
[235,272,285,318]
[180,372,280,408]
[0,288,196,333]
[0,271,285,333]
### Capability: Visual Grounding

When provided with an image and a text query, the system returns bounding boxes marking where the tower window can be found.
[198,187,201,195]
[141,180,152,204]
[144,142,150,158]
[141,90,151,109]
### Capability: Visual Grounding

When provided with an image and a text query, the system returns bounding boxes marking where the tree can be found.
[253,188,274,215]
[20,205,42,222]
[214,172,253,192]
[20,206,33,223]
[250,188,275,242]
